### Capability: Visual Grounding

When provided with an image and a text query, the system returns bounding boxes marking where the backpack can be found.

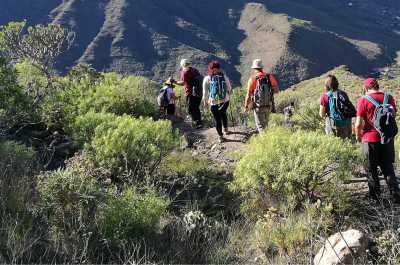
[253,74,272,108]
[209,74,227,102]
[327,90,356,125]
[364,93,398,144]
[157,87,169,107]
[190,67,204,98]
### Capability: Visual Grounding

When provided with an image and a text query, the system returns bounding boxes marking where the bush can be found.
[252,202,332,258]
[78,73,158,118]
[158,151,240,217]
[87,116,177,182]
[36,169,103,262]
[0,140,36,213]
[98,187,168,245]
[232,128,360,213]
[72,111,117,148]
[0,58,34,134]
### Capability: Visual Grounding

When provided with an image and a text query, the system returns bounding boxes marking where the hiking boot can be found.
[218,136,226,143]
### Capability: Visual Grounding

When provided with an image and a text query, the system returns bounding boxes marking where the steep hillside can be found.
[1,0,399,87]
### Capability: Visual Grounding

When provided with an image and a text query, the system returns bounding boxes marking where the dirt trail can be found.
[171,117,254,167]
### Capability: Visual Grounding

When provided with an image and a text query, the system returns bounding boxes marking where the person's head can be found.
[251,59,264,73]
[363,77,379,92]
[325,74,339,92]
[165,77,175,88]
[180,59,190,70]
[208,60,222,75]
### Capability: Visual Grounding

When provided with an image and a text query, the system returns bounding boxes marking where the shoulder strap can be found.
[364,95,381,107]
[383,93,390,105]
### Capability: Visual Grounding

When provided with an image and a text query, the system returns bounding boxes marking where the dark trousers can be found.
[363,140,400,197]
[166,104,175,115]
[211,101,229,136]
[186,95,202,125]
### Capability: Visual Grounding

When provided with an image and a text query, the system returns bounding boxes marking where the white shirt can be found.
[202,75,233,105]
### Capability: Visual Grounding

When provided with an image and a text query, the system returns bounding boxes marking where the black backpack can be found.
[327,90,356,121]
[253,74,272,108]
[189,67,204,98]
[365,93,398,144]
[157,87,169,107]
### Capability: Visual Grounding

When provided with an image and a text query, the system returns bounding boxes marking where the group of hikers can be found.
[157,58,278,143]
[319,75,399,202]
[157,58,400,202]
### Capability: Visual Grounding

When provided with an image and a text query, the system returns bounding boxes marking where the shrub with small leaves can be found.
[232,128,360,213]
[87,116,177,182]
[98,186,168,245]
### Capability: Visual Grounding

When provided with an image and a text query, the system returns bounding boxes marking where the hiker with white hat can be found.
[157,77,177,118]
[244,59,279,132]
[176,58,204,129]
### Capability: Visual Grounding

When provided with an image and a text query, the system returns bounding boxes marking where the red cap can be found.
[364,78,378,89]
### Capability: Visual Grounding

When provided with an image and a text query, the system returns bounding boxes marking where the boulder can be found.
[314,229,368,265]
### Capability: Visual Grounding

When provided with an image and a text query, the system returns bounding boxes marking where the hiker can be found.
[355,78,400,202]
[244,59,279,132]
[176,59,204,129]
[319,74,356,139]
[283,102,295,125]
[157,77,177,118]
[203,61,233,143]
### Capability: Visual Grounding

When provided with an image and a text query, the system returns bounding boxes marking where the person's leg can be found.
[264,106,271,129]
[336,124,352,140]
[220,101,229,131]
[167,104,175,115]
[192,96,202,126]
[379,140,400,200]
[363,142,381,199]
[211,104,223,136]
[325,117,335,135]
[254,107,267,133]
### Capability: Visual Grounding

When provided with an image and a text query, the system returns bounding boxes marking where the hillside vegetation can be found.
[2,21,400,264]
[0,0,399,87]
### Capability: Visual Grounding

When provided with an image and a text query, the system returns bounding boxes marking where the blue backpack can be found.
[209,74,227,102]
[327,90,356,126]
[364,93,398,144]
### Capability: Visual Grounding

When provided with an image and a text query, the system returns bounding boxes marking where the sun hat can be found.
[251,59,264,69]
[180,59,190,68]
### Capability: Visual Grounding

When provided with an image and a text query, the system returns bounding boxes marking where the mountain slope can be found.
[0,0,399,87]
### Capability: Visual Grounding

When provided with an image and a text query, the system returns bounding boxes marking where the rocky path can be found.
[171,117,255,168]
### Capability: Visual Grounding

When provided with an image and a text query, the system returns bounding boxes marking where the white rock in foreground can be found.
[314,229,368,265]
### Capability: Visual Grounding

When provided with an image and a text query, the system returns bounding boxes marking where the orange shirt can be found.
[247,72,278,94]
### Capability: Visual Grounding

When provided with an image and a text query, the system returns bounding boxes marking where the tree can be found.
[0,21,75,96]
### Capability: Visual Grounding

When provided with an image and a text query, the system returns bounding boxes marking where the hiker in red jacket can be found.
[355,78,400,202]
[176,59,203,129]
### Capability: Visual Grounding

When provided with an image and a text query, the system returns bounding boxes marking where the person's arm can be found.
[319,105,326,119]
[203,76,209,108]
[244,78,253,110]
[225,76,233,95]
[355,116,364,143]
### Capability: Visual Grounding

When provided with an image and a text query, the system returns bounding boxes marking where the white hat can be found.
[251,59,264,69]
[180,58,190,68]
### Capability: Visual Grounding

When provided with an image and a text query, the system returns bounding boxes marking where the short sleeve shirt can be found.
[180,67,197,96]
[248,72,278,94]
[357,91,397,142]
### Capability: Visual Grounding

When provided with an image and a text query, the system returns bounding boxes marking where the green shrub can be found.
[72,111,117,148]
[232,128,360,213]
[36,169,103,260]
[275,89,304,113]
[252,202,332,258]
[158,151,240,217]
[0,58,34,134]
[78,73,158,118]
[293,104,325,131]
[15,60,48,100]
[98,186,168,245]
[0,140,36,213]
[88,116,177,181]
